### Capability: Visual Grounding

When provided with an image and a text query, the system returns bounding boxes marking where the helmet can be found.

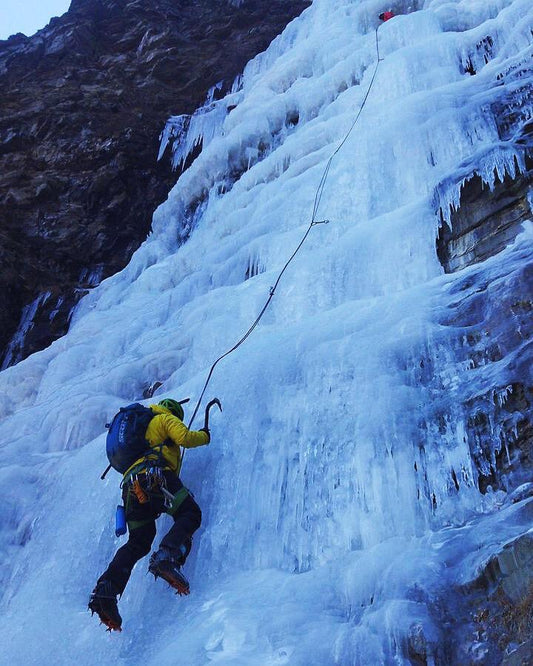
[158,398,185,420]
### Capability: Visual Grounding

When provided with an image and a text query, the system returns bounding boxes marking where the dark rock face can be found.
[452,504,533,665]
[437,157,533,274]
[0,0,310,368]
[434,119,533,662]
[441,262,533,497]
[435,137,533,498]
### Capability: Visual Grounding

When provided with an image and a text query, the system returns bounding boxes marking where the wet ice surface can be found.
[0,0,532,663]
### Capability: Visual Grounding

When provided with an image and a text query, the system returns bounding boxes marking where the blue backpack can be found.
[106,403,155,473]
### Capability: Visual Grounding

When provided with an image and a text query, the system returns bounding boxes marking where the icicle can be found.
[435,143,529,228]
[494,385,513,408]
[158,114,188,163]
[157,79,245,171]
[1,292,51,369]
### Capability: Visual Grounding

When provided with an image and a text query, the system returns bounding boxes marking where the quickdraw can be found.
[127,467,176,510]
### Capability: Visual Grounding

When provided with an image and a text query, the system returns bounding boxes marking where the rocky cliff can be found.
[436,120,533,664]
[436,123,532,499]
[0,0,309,368]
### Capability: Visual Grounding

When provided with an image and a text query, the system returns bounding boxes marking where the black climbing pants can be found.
[98,471,202,595]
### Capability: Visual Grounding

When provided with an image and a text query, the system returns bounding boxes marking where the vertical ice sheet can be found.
[0,0,532,663]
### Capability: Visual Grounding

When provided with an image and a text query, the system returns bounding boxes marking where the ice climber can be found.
[379,10,395,22]
[89,398,212,631]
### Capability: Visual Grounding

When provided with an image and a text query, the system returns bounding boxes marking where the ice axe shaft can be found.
[204,398,222,429]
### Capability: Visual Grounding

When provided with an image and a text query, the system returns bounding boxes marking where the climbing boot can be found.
[148,547,190,596]
[88,580,122,631]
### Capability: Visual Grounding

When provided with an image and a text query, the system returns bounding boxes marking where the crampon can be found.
[88,581,122,631]
[90,610,122,632]
[149,555,190,596]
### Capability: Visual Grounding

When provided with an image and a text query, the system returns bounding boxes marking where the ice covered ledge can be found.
[453,499,533,665]
[437,153,533,273]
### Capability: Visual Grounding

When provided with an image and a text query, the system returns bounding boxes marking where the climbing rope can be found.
[311,27,382,222]
[184,26,384,445]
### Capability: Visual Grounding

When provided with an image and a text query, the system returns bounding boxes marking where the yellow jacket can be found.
[124,404,209,477]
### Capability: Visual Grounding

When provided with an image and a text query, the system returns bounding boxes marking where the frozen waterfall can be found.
[0,0,532,664]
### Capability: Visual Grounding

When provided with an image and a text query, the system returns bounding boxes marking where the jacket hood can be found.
[150,404,175,416]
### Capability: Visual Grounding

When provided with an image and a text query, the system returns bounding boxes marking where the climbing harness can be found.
[179,27,384,472]
[122,466,177,511]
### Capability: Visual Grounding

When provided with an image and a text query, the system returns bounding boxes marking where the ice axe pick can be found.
[204,398,222,430]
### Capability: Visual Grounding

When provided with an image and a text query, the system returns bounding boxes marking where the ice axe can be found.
[179,397,222,475]
[204,398,222,430]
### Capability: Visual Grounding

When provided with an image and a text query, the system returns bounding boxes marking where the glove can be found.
[199,427,210,443]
